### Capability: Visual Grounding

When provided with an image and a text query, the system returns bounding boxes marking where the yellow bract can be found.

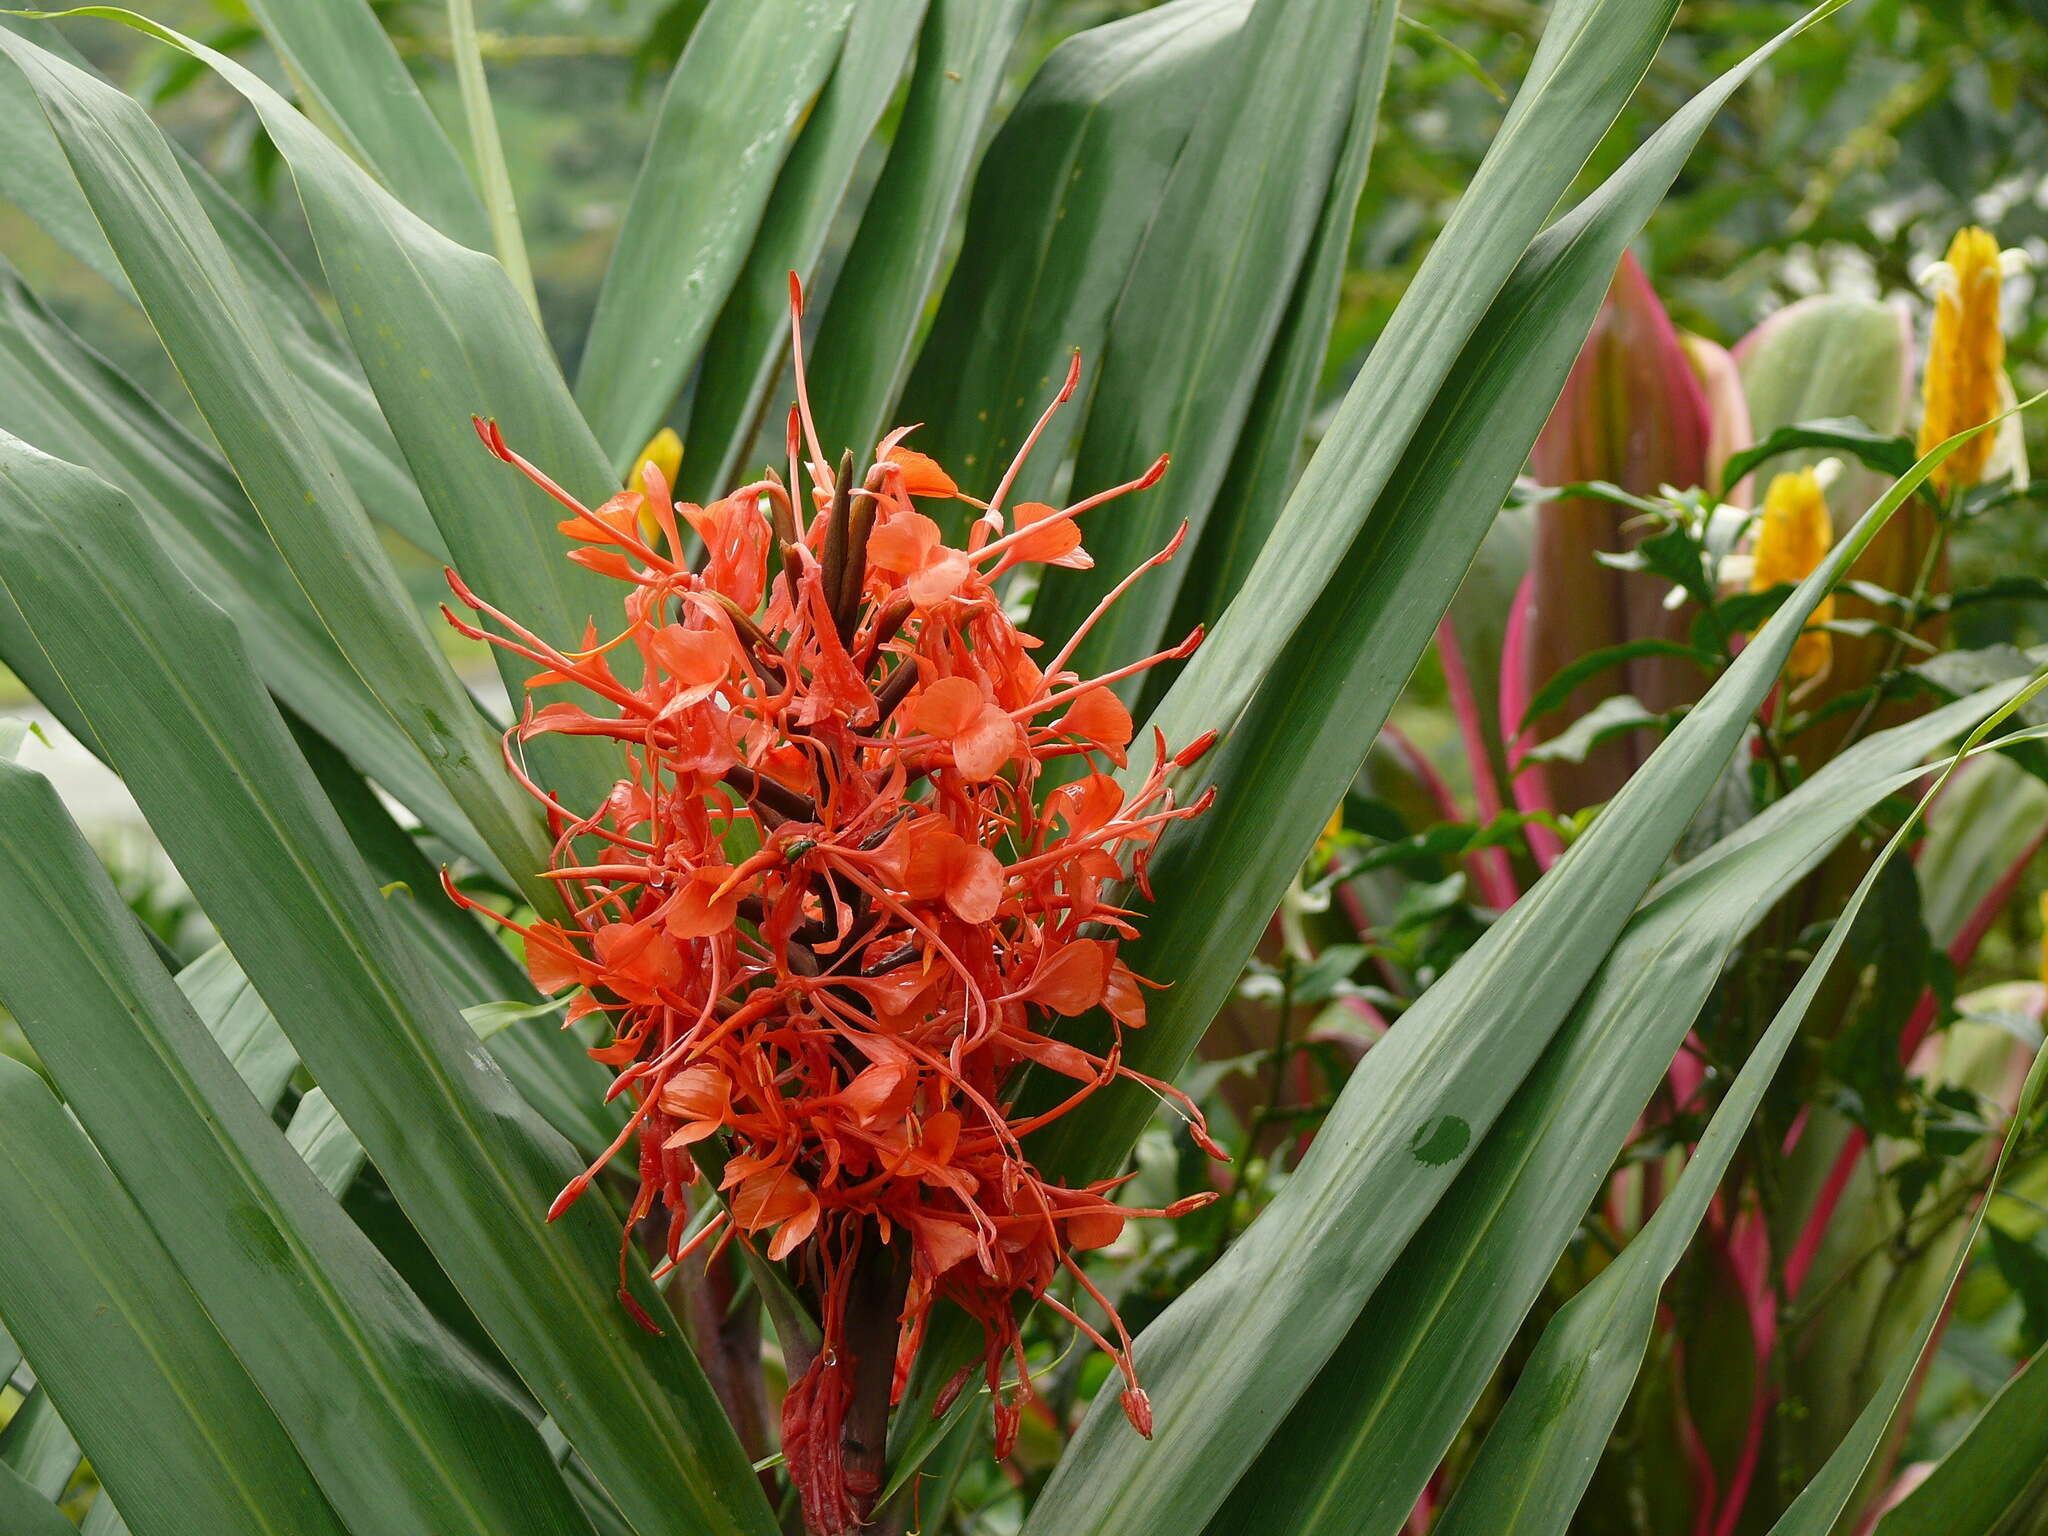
[1918,226,2006,492]
[1752,468,1834,683]
[630,427,683,540]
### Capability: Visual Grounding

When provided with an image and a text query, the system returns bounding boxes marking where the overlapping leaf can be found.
[803,0,1030,459]
[1025,0,1397,681]
[0,725,597,1534]
[680,0,929,501]
[1208,683,2024,1535]
[0,256,492,867]
[577,0,856,464]
[0,434,775,1536]
[0,29,563,909]
[895,0,1250,510]
[0,1059,346,1536]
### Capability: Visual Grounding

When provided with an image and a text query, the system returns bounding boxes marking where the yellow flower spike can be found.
[1917,226,2018,493]
[1752,467,1836,684]
[2039,891,2048,992]
[629,426,683,541]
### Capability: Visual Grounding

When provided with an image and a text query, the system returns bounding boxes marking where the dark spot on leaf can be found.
[1408,1113,1470,1166]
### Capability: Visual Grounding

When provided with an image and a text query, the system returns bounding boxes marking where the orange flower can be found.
[442,274,1217,1536]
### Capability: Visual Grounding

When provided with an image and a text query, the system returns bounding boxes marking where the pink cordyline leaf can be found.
[1521,251,1716,812]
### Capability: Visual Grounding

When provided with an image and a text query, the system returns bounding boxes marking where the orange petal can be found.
[667,865,741,939]
[867,510,941,573]
[943,843,1004,924]
[1065,1207,1125,1251]
[524,922,586,994]
[1104,959,1148,1028]
[886,446,958,499]
[1009,501,1083,564]
[657,1065,731,1125]
[952,704,1022,782]
[912,676,984,739]
[1058,686,1133,754]
[906,546,972,608]
[645,625,731,703]
[1029,939,1109,1016]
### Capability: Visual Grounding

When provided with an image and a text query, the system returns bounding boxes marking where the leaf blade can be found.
[0,1057,347,1536]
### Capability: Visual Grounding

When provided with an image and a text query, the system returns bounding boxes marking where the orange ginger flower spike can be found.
[443,275,1218,1536]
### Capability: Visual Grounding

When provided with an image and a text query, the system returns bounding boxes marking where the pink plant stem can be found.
[1705,1206,1779,1536]
[1664,1313,1720,1523]
[1498,572,1567,869]
[1432,621,1522,908]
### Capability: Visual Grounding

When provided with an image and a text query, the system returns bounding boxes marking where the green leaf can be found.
[1520,693,1665,764]
[1720,416,1917,491]
[0,257,494,868]
[445,0,537,319]
[1208,683,2025,1536]
[1157,17,1394,667]
[0,436,774,1536]
[1026,0,1398,683]
[70,11,636,827]
[895,0,1250,511]
[0,749,599,1536]
[1034,0,1852,1194]
[178,944,298,1110]
[0,1389,78,1501]
[1431,674,2048,1536]
[0,16,444,556]
[680,0,929,501]
[0,1461,73,1536]
[0,31,564,911]
[287,1088,369,1198]
[1518,637,1716,735]
[0,1057,347,1536]
[578,0,856,465]
[1024,221,1948,1536]
[1915,750,2048,949]
[1876,1339,2048,1535]
[803,0,1031,460]
[1769,1037,2048,1534]
[238,0,489,246]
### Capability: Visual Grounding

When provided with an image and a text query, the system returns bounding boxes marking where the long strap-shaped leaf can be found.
[1030,0,1856,1189]
[0,767,597,1532]
[1204,684,2025,1536]
[50,11,644,822]
[1025,0,1397,682]
[239,0,489,246]
[1150,18,1395,704]
[1021,358,1925,1536]
[895,0,1250,511]
[0,439,776,1536]
[680,0,929,502]
[0,16,444,557]
[0,1461,73,1536]
[803,0,1030,460]
[1432,679,2048,1536]
[180,944,299,1109]
[577,0,856,465]
[0,1389,79,1502]
[0,256,494,869]
[0,30,569,911]
[1876,1339,2048,1534]
[0,1059,348,1536]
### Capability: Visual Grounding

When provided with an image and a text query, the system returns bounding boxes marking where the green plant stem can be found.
[446,0,540,324]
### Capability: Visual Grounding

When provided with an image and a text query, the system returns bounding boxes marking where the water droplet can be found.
[1408,1113,1470,1167]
